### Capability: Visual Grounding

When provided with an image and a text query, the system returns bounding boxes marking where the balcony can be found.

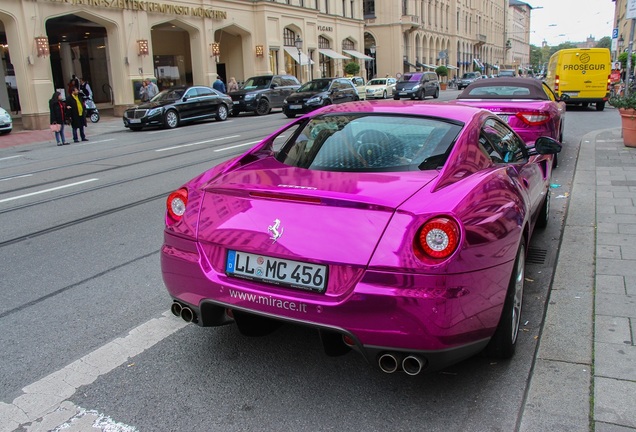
[401,15,420,32]
[475,34,487,47]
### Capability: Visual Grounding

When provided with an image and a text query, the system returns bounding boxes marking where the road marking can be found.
[0,178,98,204]
[0,311,187,432]
[156,135,240,152]
[0,174,32,182]
[213,140,261,152]
[74,138,116,147]
[0,155,21,162]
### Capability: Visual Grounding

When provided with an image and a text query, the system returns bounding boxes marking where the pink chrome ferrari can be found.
[161,100,561,375]
[456,77,565,167]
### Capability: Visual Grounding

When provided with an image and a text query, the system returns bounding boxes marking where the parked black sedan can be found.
[282,77,359,118]
[123,85,231,131]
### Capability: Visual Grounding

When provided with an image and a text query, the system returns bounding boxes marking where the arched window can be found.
[319,36,333,78]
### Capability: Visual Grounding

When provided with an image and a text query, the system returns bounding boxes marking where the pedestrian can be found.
[139,80,149,102]
[66,86,88,142]
[213,75,226,93]
[49,90,68,146]
[79,77,93,100]
[145,78,159,100]
[227,76,239,93]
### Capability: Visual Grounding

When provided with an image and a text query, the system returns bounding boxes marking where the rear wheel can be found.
[596,101,605,111]
[255,98,271,116]
[90,112,100,123]
[433,88,440,99]
[382,90,387,99]
[216,104,228,121]
[484,239,525,359]
[164,110,179,129]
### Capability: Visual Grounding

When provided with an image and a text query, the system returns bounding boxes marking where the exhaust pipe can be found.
[378,353,403,374]
[402,355,425,376]
[171,302,182,317]
[180,306,194,323]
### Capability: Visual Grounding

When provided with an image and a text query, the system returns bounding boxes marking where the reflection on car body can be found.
[122,85,232,131]
[162,100,561,375]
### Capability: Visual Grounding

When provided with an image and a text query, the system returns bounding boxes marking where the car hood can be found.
[286,91,327,102]
[229,89,264,97]
[395,82,419,90]
[131,100,176,110]
[366,85,388,91]
[195,159,437,266]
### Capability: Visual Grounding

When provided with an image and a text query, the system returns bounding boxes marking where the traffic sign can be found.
[613,28,619,39]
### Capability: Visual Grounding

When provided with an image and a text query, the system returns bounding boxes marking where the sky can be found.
[527,0,615,46]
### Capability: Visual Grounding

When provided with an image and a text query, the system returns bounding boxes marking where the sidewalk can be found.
[0,108,121,150]
[521,127,636,431]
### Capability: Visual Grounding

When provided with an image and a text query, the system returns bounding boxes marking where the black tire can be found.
[216,104,228,121]
[255,98,271,116]
[552,153,558,169]
[536,188,550,228]
[164,110,179,129]
[419,90,425,100]
[596,101,605,111]
[231,109,240,117]
[90,112,100,123]
[285,112,296,118]
[130,127,142,131]
[433,88,440,99]
[393,96,400,100]
[382,90,387,99]
[484,239,525,359]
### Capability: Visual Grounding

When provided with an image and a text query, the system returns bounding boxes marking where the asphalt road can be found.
[0,94,621,431]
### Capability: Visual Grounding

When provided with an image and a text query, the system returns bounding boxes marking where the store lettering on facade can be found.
[45,0,227,19]
[317,26,333,32]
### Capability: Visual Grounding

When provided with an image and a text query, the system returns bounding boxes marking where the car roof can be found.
[314,100,485,124]
[457,77,549,100]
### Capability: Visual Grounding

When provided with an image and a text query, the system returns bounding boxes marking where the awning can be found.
[416,62,436,69]
[403,60,417,68]
[343,49,374,60]
[423,64,437,69]
[473,58,484,68]
[492,65,500,69]
[284,46,314,65]
[447,65,459,70]
[319,48,349,60]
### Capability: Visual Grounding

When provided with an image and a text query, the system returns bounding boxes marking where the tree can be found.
[618,52,636,71]
[435,65,448,81]
[596,36,611,49]
[344,61,360,76]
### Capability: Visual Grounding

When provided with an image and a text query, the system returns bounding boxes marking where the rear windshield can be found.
[276,114,462,172]
[459,84,548,100]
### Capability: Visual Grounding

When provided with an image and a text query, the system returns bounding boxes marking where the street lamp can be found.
[294,35,303,81]
[369,44,376,79]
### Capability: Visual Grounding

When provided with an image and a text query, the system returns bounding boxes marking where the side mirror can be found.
[271,83,278,89]
[534,136,562,155]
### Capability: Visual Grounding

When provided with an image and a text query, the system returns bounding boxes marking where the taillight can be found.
[554,75,560,92]
[515,111,551,126]
[414,217,460,260]
[167,188,188,221]
[607,74,611,92]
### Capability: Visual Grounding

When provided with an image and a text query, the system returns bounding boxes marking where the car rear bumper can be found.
[161,232,509,370]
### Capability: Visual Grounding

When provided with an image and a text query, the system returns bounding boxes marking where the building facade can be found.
[0,0,530,130]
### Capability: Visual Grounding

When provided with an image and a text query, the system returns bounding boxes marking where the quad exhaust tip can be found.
[378,352,426,375]
[171,302,195,323]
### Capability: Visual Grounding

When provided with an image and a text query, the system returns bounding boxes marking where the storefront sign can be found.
[317,25,333,32]
[45,0,227,19]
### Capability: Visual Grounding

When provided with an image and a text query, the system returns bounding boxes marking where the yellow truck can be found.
[545,48,611,111]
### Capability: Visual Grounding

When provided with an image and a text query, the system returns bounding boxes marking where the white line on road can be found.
[73,138,116,147]
[0,155,21,162]
[0,311,187,432]
[0,174,33,182]
[156,135,240,152]
[0,178,98,204]
[213,140,261,152]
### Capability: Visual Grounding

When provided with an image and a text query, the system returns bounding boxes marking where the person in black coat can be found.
[49,91,68,146]
[66,86,88,142]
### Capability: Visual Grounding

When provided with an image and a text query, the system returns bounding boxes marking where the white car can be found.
[349,76,366,100]
[0,106,12,134]
[365,77,397,99]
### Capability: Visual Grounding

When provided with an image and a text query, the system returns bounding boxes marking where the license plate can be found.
[129,118,141,124]
[233,101,239,104]
[226,250,327,292]
[289,104,303,110]
[399,92,407,95]
[563,92,579,97]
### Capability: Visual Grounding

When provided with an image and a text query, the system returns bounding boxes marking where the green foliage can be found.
[435,65,448,77]
[609,93,636,110]
[344,61,360,76]
[596,36,611,49]
[618,52,636,71]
